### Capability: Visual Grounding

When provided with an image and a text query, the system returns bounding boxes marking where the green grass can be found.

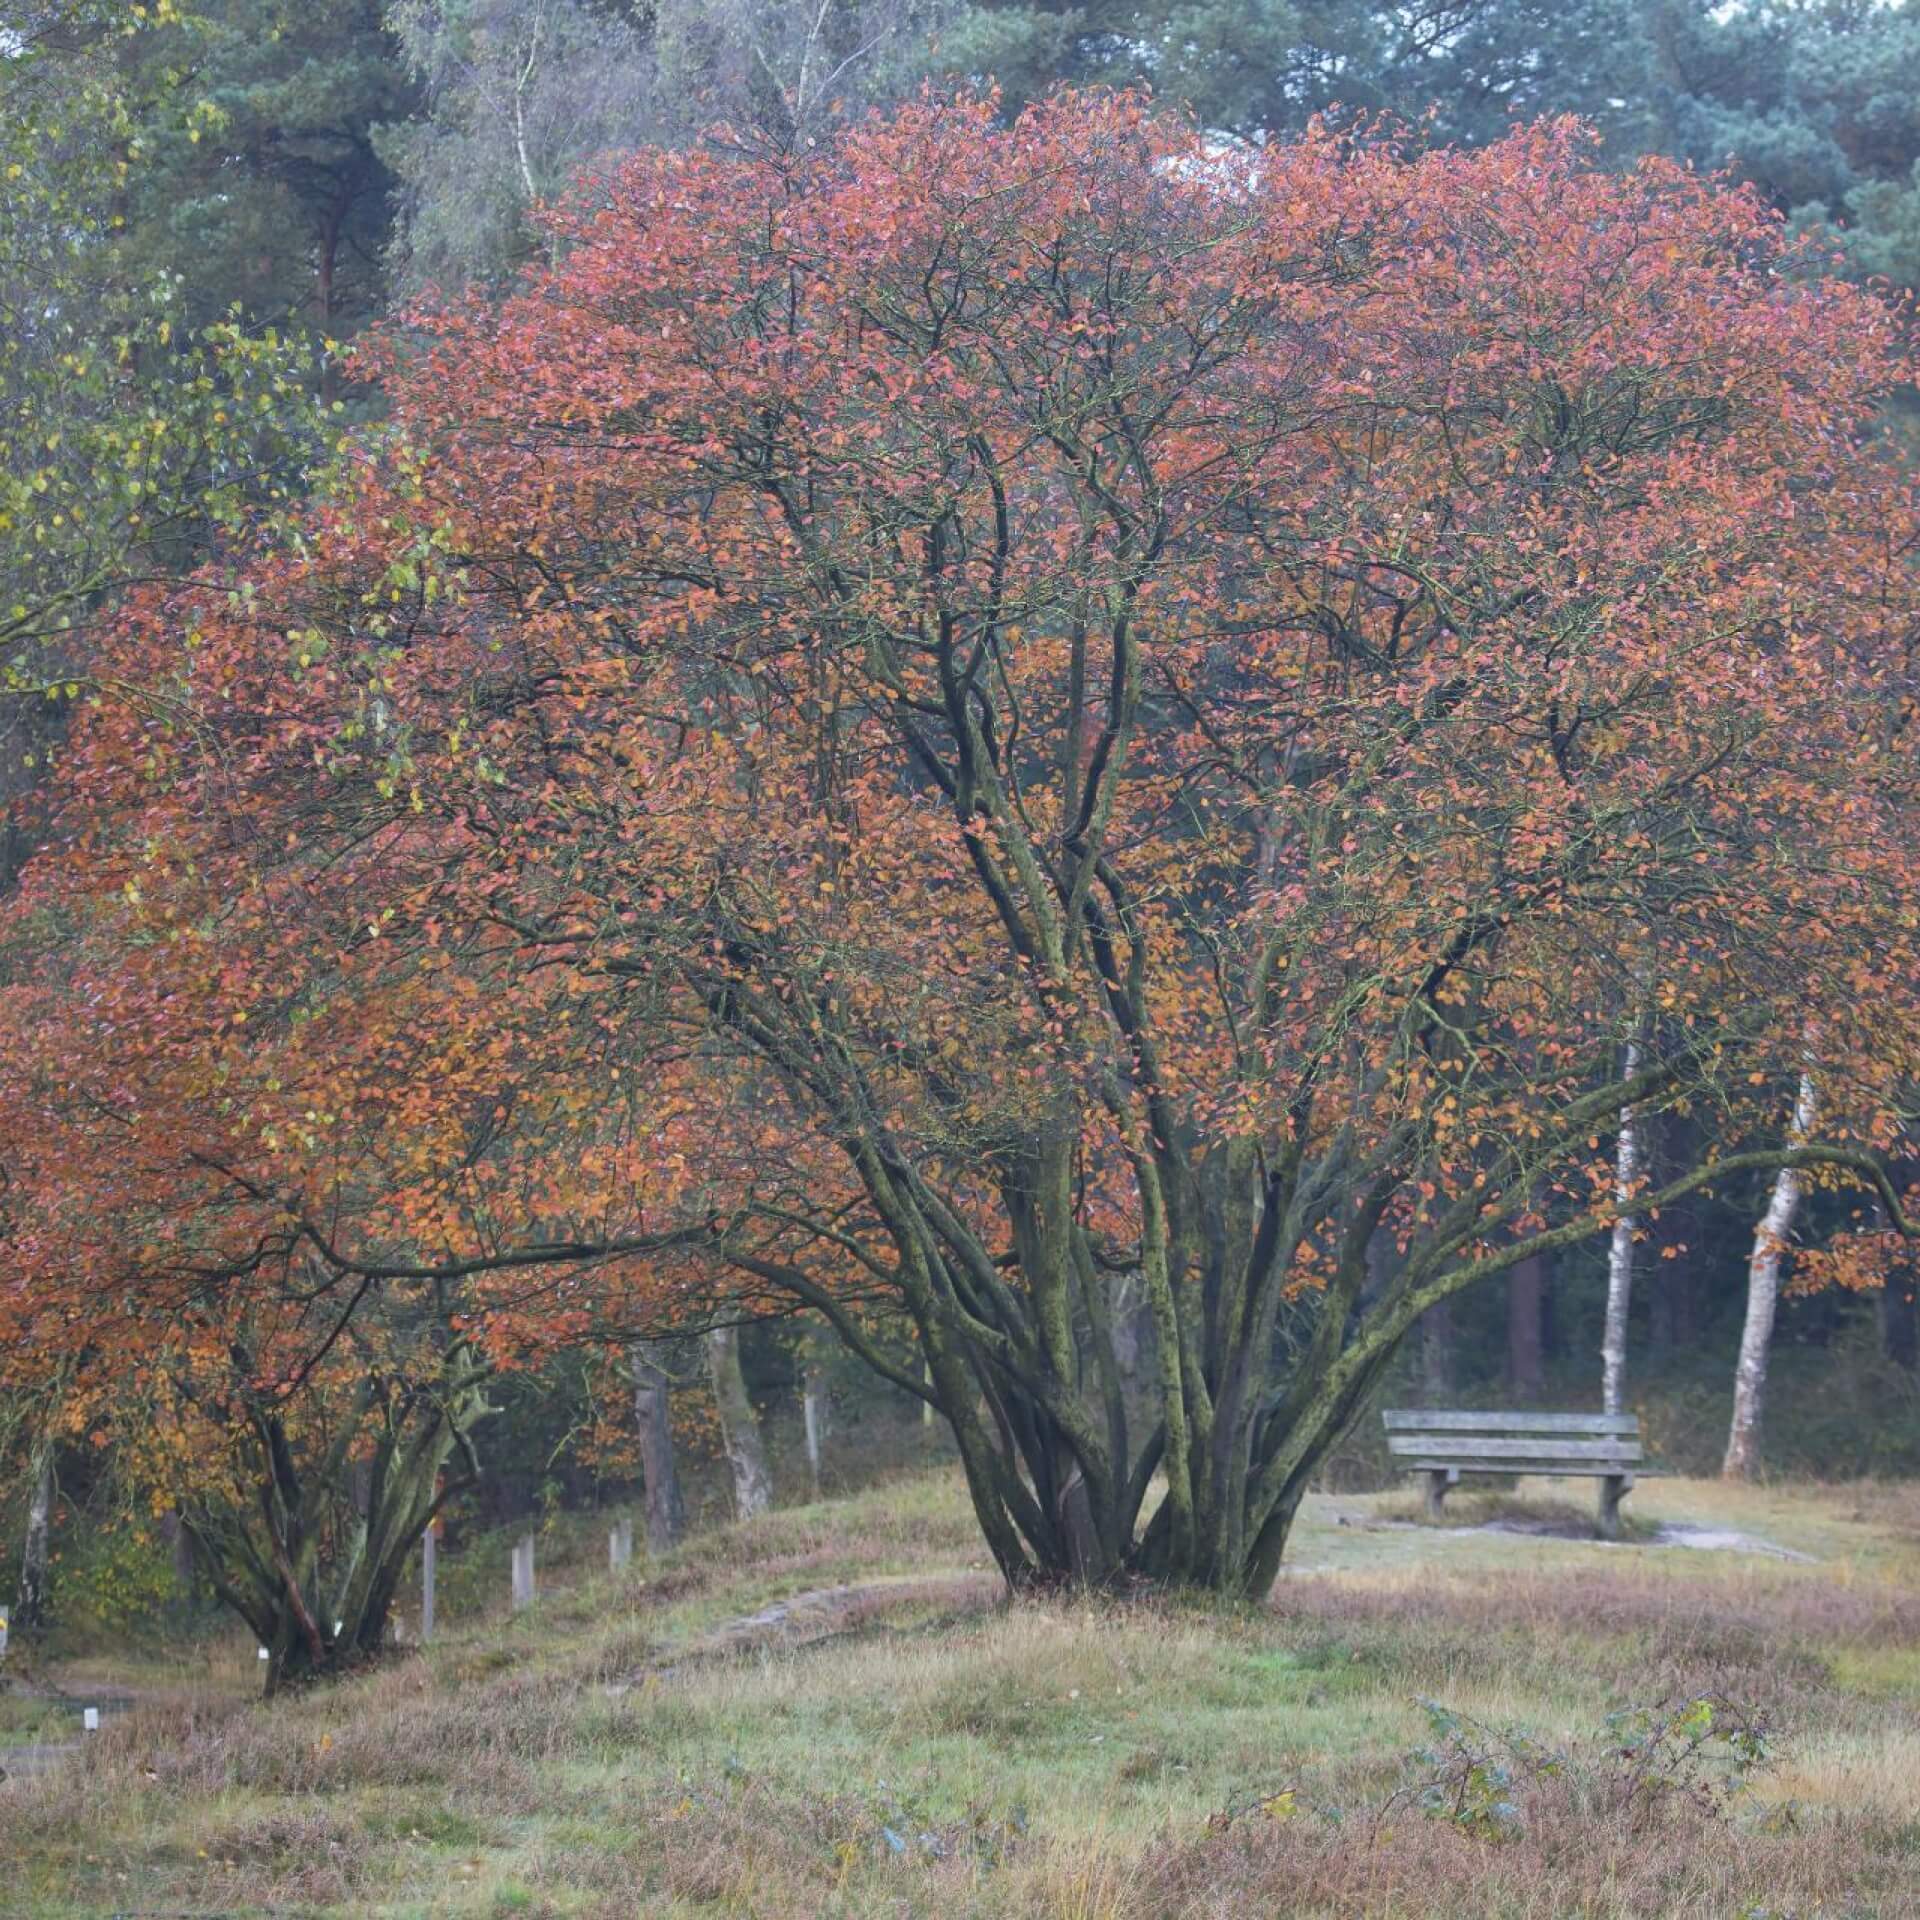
[5,1470,1919,1917]
[0,1689,73,1749]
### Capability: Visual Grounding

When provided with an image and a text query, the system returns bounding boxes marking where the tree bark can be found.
[630,1342,686,1553]
[1880,1276,1919,1371]
[161,1509,196,1591]
[1507,1255,1546,1402]
[1386,1221,1446,1403]
[706,1324,773,1520]
[1602,1035,1643,1416]
[315,194,345,406]
[17,1438,54,1631]
[1420,1299,1453,1404]
[801,1326,830,1495]
[178,1348,492,1693]
[1724,1071,1819,1480]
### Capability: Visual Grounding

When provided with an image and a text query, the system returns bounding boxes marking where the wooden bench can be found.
[1382,1410,1643,1539]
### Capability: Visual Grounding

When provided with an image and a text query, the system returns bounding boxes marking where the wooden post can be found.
[421,1522,437,1644]
[609,1516,632,1571]
[511,1534,535,1611]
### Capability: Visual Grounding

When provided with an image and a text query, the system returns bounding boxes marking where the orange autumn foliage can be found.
[4,96,1919,1591]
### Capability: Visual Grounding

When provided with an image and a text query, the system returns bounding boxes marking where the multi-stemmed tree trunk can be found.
[1724,1073,1820,1481]
[8,100,1916,1610]
[179,1346,493,1693]
[705,1326,773,1521]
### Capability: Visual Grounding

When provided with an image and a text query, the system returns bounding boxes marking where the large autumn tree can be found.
[6,96,1919,1600]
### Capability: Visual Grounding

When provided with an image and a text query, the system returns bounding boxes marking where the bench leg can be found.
[1597,1474,1630,1541]
[1425,1469,1452,1522]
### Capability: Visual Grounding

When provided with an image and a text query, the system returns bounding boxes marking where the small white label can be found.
[258,1646,270,1661]
[333,1620,342,1635]
[83,1707,100,1732]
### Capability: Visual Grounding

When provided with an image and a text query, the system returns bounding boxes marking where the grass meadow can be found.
[4,1470,1918,1918]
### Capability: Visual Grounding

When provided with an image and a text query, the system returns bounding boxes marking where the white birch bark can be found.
[17,1439,53,1630]
[1601,1034,1643,1418]
[802,1349,829,1495]
[1723,1070,1819,1480]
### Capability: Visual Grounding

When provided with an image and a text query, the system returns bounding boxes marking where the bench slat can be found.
[1383,1410,1638,1436]
[1387,1436,1642,1463]
[1398,1458,1637,1480]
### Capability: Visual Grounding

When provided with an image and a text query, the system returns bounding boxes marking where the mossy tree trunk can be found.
[705,1325,772,1521]
[630,1341,686,1552]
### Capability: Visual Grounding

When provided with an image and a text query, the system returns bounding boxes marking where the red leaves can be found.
[3,93,1919,1454]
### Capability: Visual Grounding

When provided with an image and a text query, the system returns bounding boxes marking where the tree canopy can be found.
[6,95,1917,1596]
[1,1,329,892]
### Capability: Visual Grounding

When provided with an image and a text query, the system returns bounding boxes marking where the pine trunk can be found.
[1507,1256,1546,1402]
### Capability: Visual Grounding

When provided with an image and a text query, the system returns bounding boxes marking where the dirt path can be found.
[606,1570,1006,1694]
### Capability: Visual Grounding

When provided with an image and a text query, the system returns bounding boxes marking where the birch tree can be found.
[1601,1032,1644,1418]
[1724,1071,1821,1481]
[16,1438,54,1632]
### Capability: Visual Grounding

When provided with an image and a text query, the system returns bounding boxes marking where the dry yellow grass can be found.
[5,1470,1917,1916]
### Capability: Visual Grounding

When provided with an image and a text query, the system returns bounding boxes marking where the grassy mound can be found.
[5,1472,1918,1917]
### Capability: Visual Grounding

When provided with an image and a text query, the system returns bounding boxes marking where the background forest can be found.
[5,0,1920,1653]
